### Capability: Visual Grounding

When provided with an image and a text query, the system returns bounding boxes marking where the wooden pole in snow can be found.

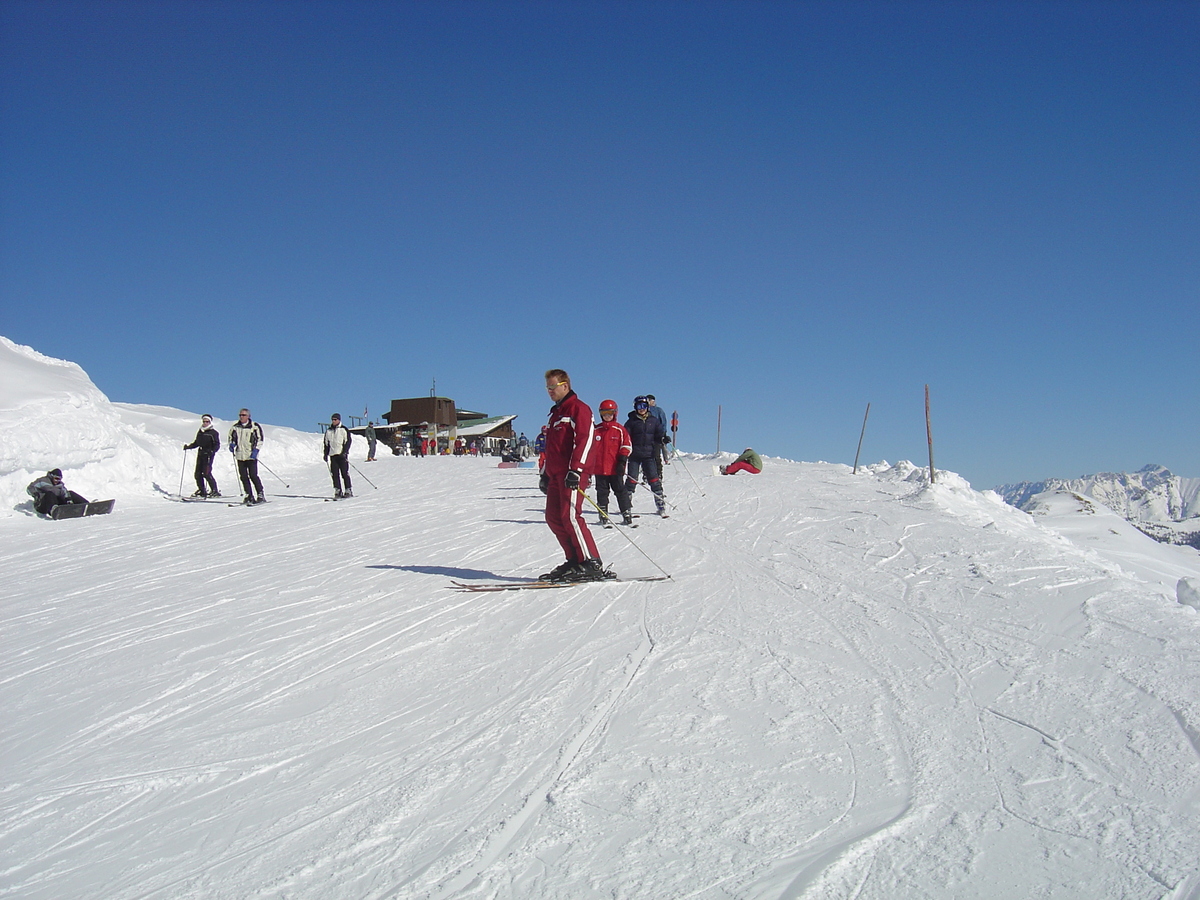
[716,405,722,455]
[853,402,870,475]
[925,384,936,484]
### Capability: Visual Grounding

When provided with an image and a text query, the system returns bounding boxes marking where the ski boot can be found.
[570,559,616,582]
[539,560,582,583]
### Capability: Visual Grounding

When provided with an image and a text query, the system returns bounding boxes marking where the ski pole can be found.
[671,451,706,498]
[178,448,190,497]
[577,488,672,581]
[257,459,290,488]
[349,461,377,489]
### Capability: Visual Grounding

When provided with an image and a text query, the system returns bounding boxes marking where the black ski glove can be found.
[565,470,581,490]
[614,457,627,479]
[539,473,549,494]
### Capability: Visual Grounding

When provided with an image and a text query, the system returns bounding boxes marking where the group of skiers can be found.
[180,409,266,504]
[537,369,676,584]
[537,368,765,583]
[177,409,370,504]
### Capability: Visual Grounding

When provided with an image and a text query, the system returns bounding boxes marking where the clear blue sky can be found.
[2,0,1196,488]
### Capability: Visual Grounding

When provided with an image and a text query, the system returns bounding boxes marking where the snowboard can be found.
[50,499,115,520]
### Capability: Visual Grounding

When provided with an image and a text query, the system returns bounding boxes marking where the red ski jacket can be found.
[587,419,632,476]
[544,391,594,477]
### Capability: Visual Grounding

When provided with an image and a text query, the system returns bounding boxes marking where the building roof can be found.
[447,415,517,438]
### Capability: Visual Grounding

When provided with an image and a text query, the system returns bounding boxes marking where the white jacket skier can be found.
[323,414,353,498]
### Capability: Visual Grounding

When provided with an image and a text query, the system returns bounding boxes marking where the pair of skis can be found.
[172,495,266,507]
[451,575,668,593]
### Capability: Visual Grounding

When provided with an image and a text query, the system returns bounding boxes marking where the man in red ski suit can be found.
[587,399,634,526]
[539,369,608,582]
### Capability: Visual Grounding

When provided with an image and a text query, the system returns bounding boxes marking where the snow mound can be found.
[0,335,318,513]
[1179,577,1200,611]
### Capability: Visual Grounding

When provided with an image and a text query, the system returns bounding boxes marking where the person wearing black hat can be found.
[26,468,87,516]
[624,396,668,517]
[365,421,377,462]
[183,414,221,497]
[323,413,353,498]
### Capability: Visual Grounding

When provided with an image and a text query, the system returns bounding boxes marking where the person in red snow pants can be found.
[721,448,763,476]
[539,369,606,582]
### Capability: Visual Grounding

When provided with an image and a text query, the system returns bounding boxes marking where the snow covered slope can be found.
[3,339,1200,899]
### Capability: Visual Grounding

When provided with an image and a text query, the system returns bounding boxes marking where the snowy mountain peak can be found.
[996,465,1200,550]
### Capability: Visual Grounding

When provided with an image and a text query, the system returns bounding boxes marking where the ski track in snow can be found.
[2,456,1200,899]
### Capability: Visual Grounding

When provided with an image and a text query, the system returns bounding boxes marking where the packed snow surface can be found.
[3,336,1200,899]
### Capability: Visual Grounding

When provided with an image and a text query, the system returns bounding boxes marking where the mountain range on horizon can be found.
[996,464,1200,550]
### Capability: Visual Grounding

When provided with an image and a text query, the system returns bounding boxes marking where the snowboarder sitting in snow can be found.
[26,468,87,516]
[721,448,762,475]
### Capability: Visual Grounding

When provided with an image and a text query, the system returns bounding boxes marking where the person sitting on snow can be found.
[26,468,88,516]
[721,448,763,476]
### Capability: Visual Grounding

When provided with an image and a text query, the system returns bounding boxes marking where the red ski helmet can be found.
[599,399,618,414]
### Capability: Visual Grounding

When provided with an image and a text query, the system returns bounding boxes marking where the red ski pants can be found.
[724,461,761,476]
[545,477,600,562]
